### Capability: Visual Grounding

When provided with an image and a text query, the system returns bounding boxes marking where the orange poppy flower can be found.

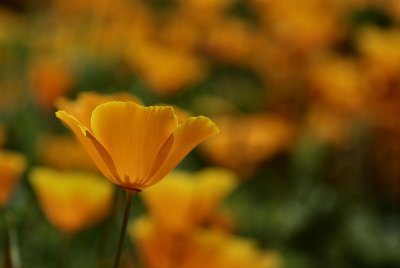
[141,168,238,233]
[126,41,206,95]
[55,93,219,191]
[29,167,115,233]
[201,114,292,176]
[130,217,281,268]
[181,229,281,268]
[0,150,26,207]
[36,135,97,172]
[28,58,75,110]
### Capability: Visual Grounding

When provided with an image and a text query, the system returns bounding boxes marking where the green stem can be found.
[113,190,135,268]
[4,213,21,268]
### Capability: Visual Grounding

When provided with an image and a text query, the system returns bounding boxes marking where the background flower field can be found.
[1,0,400,267]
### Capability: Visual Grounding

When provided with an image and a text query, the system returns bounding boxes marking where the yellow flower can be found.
[36,135,97,172]
[250,0,345,53]
[179,0,233,26]
[205,19,259,64]
[28,58,74,110]
[305,104,351,146]
[141,168,238,232]
[55,93,219,191]
[0,150,26,207]
[29,167,115,233]
[129,217,177,268]
[357,27,400,77]
[183,229,281,268]
[201,114,292,176]
[125,41,206,95]
[307,56,365,113]
[130,217,280,268]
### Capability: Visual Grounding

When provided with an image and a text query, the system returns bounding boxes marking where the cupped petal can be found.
[56,91,142,131]
[90,101,178,188]
[55,111,119,184]
[145,116,219,187]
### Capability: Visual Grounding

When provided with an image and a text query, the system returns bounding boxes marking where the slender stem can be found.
[113,190,135,268]
[4,213,21,268]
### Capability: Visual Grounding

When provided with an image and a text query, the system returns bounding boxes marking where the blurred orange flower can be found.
[179,0,233,26]
[36,135,97,172]
[251,0,346,54]
[126,41,207,96]
[56,93,219,191]
[201,114,292,175]
[307,56,366,113]
[205,19,259,64]
[29,167,115,233]
[355,28,400,134]
[181,229,281,268]
[28,58,75,110]
[0,150,26,207]
[141,168,238,233]
[357,27,400,78]
[305,104,351,146]
[130,217,280,268]
[157,17,199,52]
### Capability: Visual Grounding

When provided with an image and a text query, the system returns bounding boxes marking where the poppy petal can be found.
[56,92,142,131]
[84,130,120,183]
[145,116,219,186]
[90,102,178,187]
[146,135,174,183]
[55,111,119,184]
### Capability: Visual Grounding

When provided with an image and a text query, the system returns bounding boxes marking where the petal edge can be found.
[145,116,219,187]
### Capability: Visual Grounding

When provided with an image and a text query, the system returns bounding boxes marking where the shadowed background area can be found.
[1,0,400,267]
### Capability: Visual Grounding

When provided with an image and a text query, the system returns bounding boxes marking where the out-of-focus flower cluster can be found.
[129,169,280,268]
[1,0,399,184]
[2,0,400,267]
